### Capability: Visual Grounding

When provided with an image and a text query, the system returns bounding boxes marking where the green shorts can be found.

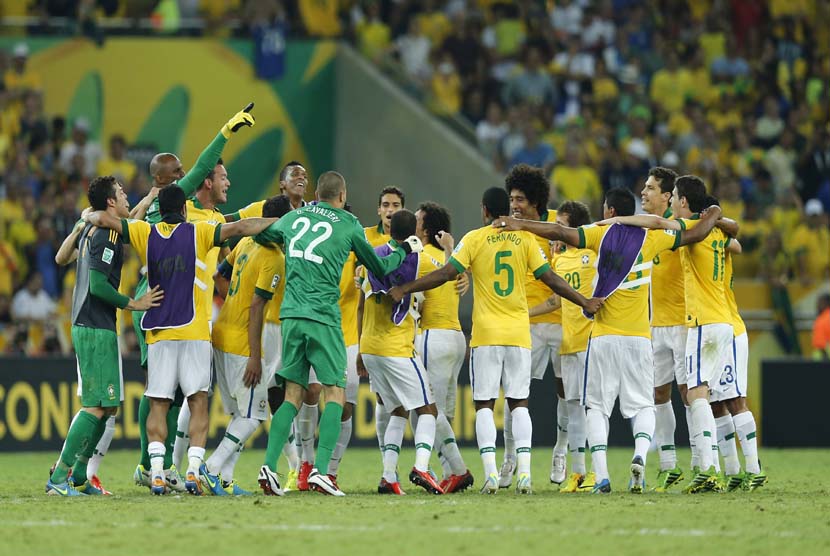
[133,275,148,368]
[278,318,347,389]
[72,325,121,408]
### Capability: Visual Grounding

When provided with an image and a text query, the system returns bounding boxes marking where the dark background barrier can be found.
[761,358,830,447]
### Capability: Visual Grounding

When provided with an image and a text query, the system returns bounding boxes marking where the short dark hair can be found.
[204,158,224,183]
[159,185,186,216]
[482,187,510,218]
[703,194,720,208]
[279,161,303,182]
[378,186,405,208]
[505,163,550,216]
[675,175,707,213]
[88,176,118,211]
[604,187,636,217]
[649,166,678,194]
[317,171,345,201]
[390,209,417,241]
[263,194,292,218]
[417,201,451,249]
[557,200,591,228]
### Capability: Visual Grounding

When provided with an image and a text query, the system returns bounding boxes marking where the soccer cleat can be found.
[745,471,767,492]
[550,453,567,484]
[90,476,111,495]
[559,472,585,493]
[46,479,83,497]
[591,478,611,494]
[283,469,299,492]
[165,466,186,493]
[726,472,746,492]
[151,473,166,495]
[258,465,284,496]
[327,474,340,492]
[713,472,728,493]
[185,470,202,495]
[440,470,474,494]
[222,480,252,496]
[73,480,104,495]
[308,469,345,496]
[480,472,499,494]
[409,467,444,494]
[134,464,151,488]
[577,472,596,493]
[198,464,227,496]
[628,456,645,494]
[378,478,406,495]
[682,467,719,494]
[297,461,313,491]
[515,472,532,494]
[652,467,684,493]
[498,456,516,488]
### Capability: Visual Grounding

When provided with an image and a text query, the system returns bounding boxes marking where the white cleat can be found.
[516,472,533,494]
[498,457,516,489]
[629,456,645,494]
[308,469,345,496]
[550,453,567,484]
[480,472,499,494]
[134,464,151,488]
[258,465,284,496]
[165,465,186,493]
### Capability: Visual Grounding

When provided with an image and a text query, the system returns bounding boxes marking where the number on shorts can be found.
[720,364,735,386]
[493,250,514,297]
[227,254,249,297]
[565,271,581,289]
[287,217,332,264]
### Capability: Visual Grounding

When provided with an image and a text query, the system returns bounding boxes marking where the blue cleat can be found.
[198,464,227,496]
[592,478,612,494]
[223,480,252,496]
[73,480,104,495]
[46,479,84,497]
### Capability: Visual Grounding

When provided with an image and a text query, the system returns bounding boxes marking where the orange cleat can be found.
[378,478,406,495]
[409,467,444,494]
[440,471,474,494]
[90,475,112,495]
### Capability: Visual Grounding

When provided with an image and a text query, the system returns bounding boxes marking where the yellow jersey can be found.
[364,222,390,248]
[723,251,746,336]
[122,218,221,343]
[360,251,437,358]
[339,251,361,346]
[650,210,686,327]
[212,238,280,356]
[420,243,461,331]
[264,248,286,325]
[578,224,681,338]
[237,200,265,219]
[554,246,596,354]
[677,218,732,327]
[449,225,549,349]
[186,198,226,322]
[527,209,561,326]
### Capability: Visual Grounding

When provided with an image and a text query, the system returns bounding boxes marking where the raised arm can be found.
[715,217,740,238]
[496,216,582,246]
[538,269,603,315]
[84,210,124,234]
[55,219,85,265]
[351,227,413,278]
[219,217,278,243]
[726,238,742,254]
[129,186,160,220]
[677,205,722,247]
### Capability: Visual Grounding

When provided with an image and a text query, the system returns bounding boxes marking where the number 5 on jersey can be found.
[288,217,332,264]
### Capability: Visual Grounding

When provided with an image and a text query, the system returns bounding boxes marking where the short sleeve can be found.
[677,217,699,230]
[448,231,474,272]
[644,228,681,259]
[239,200,264,219]
[195,221,220,253]
[578,224,604,251]
[88,227,121,275]
[224,242,240,268]
[125,219,151,265]
[526,238,549,276]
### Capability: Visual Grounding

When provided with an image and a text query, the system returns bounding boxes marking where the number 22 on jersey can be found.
[288,217,332,264]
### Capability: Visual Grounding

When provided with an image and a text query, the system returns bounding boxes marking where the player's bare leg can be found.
[147,398,171,494]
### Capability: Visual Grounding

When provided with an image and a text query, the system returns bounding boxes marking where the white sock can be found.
[654,401,677,471]
[327,417,353,477]
[436,413,466,475]
[685,405,699,469]
[87,415,116,478]
[553,396,569,456]
[632,406,655,465]
[414,414,436,472]
[172,402,191,471]
[587,408,609,482]
[382,415,406,482]
[438,450,452,478]
[716,414,740,476]
[293,418,302,454]
[206,416,259,475]
[284,422,299,470]
[149,441,165,475]
[566,400,587,474]
[475,408,497,477]
[689,398,714,471]
[298,403,318,463]
[220,445,243,483]
[733,411,761,473]
[707,408,720,473]
[408,410,418,440]
[187,446,206,475]
[511,406,532,475]
[502,404,514,460]
[375,402,390,452]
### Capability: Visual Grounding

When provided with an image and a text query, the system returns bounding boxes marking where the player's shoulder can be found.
[541,208,557,223]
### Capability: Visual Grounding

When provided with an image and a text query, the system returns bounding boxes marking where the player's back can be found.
[650,216,685,327]
[723,251,746,336]
[526,209,561,326]
[678,221,732,326]
[420,243,461,331]
[554,246,595,353]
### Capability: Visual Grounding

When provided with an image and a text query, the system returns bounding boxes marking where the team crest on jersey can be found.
[107,384,115,399]
[664,229,677,237]
[102,247,114,264]
[582,254,590,265]
[271,274,281,289]
[452,241,463,254]
[259,400,267,409]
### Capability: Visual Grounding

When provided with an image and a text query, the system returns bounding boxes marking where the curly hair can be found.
[417,201,451,249]
[504,163,550,216]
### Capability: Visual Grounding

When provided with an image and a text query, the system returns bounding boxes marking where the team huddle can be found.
[44,104,766,498]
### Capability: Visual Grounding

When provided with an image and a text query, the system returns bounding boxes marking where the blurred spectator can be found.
[754,96,785,147]
[792,199,830,285]
[26,216,58,298]
[509,123,555,174]
[299,0,341,38]
[813,293,830,360]
[476,100,508,161]
[762,230,801,354]
[415,0,451,47]
[355,2,390,63]
[429,53,461,117]
[3,43,42,103]
[391,18,431,85]
[502,46,557,109]
[441,15,484,83]
[800,129,830,201]
[0,231,19,298]
[649,50,693,114]
[765,128,798,193]
[550,144,601,208]
[711,37,750,79]
[97,134,137,185]
[58,117,102,177]
[11,271,55,323]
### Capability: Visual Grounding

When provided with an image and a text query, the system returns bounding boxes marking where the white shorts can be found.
[652,325,686,388]
[214,348,269,421]
[75,342,124,402]
[419,328,466,417]
[560,351,586,402]
[684,323,733,390]
[263,322,282,388]
[470,345,531,401]
[362,354,434,411]
[711,332,749,402]
[583,335,653,419]
[146,340,211,399]
[344,343,359,405]
[530,323,562,380]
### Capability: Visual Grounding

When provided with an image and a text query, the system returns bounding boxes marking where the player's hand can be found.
[221,102,255,137]
[131,285,164,311]
[354,265,364,289]
[243,357,262,387]
[583,296,604,315]
[492,216,522,231]
[356,353,368,378]
[146,186,160,200]
[74,214,88,233]
[455,270,470,296]
[388,286,405,303]
[401,235,423,254]
[435,230,454,251]
[595,217,620,226]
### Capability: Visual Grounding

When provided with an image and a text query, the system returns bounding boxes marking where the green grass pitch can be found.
[2,447,829,556]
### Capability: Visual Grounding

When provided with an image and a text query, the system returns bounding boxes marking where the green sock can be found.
[51,411,100,484]
[314,402,343,473]
[164,405,180,469]
[72,416,107,485]
[264,403,299,470]
[138,396,151,468]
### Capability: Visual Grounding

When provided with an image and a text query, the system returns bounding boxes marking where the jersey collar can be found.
[663,207,673,218]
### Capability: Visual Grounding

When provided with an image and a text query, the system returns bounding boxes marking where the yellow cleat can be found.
[284,469,299,492]
[577,472,596,493]
[560,472,584,493]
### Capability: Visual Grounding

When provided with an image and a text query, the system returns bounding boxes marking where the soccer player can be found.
[528,200,596,493]
[414,201,473,492]
[224,161,308,221]
[85,185,275,495]
[496,186,722,494]
[501,164,565,487]
[257,171,422,496]
[389,187,602,495]
[130,104,255,490]
[640,166,688,492]
[47,176,163,496]
[358,209,446,495]
[200,196,290,496]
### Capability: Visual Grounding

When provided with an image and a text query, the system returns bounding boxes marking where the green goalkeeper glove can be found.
[221,102,255,138]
